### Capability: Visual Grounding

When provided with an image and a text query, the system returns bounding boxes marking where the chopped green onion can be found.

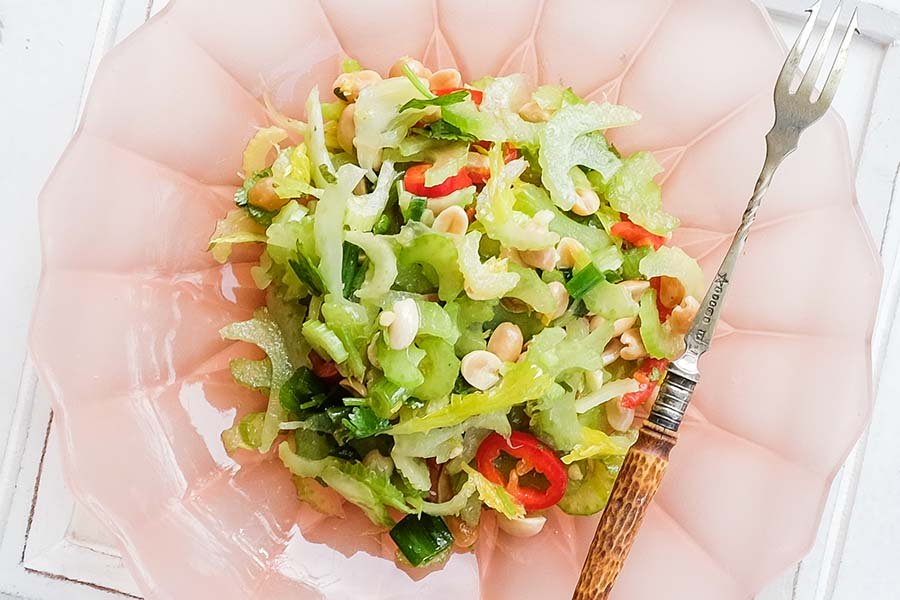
[400,90,469,113]
[342,397,367,407]
[565,263,605,300]
[405,196,427,222]
[345,257,369,299]
[289,248,326,295]
[341,241,367,299]
[390,514,454,567]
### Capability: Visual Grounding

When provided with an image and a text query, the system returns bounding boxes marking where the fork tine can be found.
[798,2,843,98]
[775,1,822,95]
[817,8,858,107]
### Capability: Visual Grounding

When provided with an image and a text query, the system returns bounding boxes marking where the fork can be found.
[571,3,858,598]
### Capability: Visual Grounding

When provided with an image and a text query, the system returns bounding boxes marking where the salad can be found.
[209,56,703,567]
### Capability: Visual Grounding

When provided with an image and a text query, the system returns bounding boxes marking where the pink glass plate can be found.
[30,0,881,598]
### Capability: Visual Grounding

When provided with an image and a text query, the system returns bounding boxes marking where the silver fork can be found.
[572,4,858,598]
[651,0,859,431]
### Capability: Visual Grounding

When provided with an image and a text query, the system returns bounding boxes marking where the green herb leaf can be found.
[235,168,278,225]
[412,120,478,143]
[341,241,364,300]
[288,249,327,295]
[404,196,427,222]
[246,204,278,226]
[565,263,606,300]
[341,406,391,439]
[390,514,454,567]
[279,367,329,416]
[400,90,469,113]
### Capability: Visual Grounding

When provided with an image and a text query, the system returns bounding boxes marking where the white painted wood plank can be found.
[0,0,104,473]
[832,314,900,598]
[23,412,141,597]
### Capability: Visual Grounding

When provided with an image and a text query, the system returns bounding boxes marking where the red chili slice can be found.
[467,143,520,185]
[475,431,568,511]
[610,218,667,250]
[403,163,473,198]
[433,86,484,105]
[620,358,669,409]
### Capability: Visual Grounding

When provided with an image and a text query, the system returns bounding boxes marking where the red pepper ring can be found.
[475,431,568,511]
[403,163,473,198]
[610,218,667,250]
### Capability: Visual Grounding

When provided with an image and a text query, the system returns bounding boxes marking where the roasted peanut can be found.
[247,177,288,212]
[432,205,469,235]
[658,276,686,309]
[519,247,558,271]
[547,281,570,320]
[572,187,601,216]
[386,299,419,350]
[460,350,503,390]
[487,322,524,363]
[618,279,651,302]
[606,399,636,432]
[332,69,382,102]
[337,103,356,154]
[518,100,552,123]
[389,56,432,79]
[556,237,586,269]
[429,68,462,90]
[669,295,700,335]
[619,328,648,361]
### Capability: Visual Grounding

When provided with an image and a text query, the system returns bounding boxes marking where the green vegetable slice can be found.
[538,102,639,210]
[390,514,454,567]
[604,151,679,236]
[220,309,293,452]
[391,360,552,434]
[639,289,685,359]
[638,245,705,299]
[279,442,416,527]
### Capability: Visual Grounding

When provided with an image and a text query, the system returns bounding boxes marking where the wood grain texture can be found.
[572,423,677,600]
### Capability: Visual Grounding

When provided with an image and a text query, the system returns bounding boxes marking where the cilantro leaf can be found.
[411,120,478,143]
[400,90,470,113]
[341,406,391,439]
[289,246,327,295]
[246,204,278,226]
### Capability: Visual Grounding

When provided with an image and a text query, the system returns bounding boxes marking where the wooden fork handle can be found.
[571,422,677,600]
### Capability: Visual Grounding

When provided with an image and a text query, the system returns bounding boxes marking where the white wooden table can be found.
[1,1,898,598]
